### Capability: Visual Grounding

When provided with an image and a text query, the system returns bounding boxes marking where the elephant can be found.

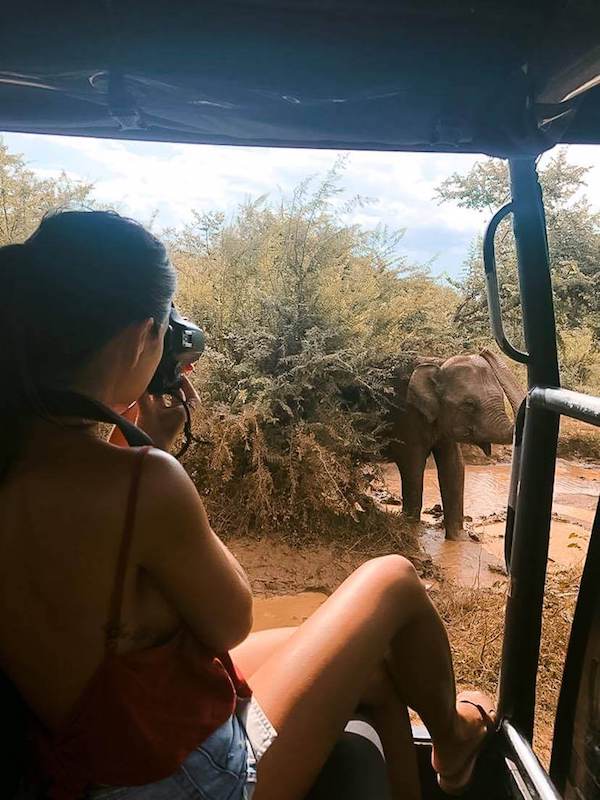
[383,348,525,540]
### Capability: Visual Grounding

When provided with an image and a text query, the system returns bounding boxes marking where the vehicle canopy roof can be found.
[1,0,599,156]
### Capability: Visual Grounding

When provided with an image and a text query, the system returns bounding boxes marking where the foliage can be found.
[169,166,457,539]
[0,138,94,245]
[436,149,600,390]
[558,327,600,394]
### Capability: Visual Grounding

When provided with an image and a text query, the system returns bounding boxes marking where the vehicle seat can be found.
[305,718,390,799]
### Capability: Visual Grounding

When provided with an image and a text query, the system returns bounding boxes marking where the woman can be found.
[0,211,494,800]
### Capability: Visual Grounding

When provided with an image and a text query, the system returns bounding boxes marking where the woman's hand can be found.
[137,375,200,452]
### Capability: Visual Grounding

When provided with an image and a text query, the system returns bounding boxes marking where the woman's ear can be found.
[130,318,156,367]
[407,364,442,423]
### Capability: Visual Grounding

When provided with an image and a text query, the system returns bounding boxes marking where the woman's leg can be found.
[246,556,493,800]
[231,627,296,678]
[358,662,422,800]
[232,627,421,799]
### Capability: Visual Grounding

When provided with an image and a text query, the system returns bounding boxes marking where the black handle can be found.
[483,202,529,364]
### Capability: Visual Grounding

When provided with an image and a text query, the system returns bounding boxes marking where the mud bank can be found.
[237,458,599,628]
[416,459,598,588]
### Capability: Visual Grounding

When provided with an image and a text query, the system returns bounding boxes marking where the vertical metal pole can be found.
[509,158,559,390]
[498,158,560,740]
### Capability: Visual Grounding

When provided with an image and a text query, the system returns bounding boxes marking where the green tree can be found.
[436,149,600,388]
[0,137,94,245]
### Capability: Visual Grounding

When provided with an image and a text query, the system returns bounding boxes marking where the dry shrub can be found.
[173,168,456,544]
[535,569,580,764]
[183,351,417,545]
[432,582,505,692]
[432,568,580,766]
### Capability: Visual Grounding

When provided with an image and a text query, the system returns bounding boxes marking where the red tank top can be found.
[28,447,251,800]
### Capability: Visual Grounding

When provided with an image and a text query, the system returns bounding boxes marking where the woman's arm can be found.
[137,449,253,652]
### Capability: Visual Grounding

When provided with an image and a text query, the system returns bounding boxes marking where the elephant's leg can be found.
[395,445,430,523]
[433,441,465,541]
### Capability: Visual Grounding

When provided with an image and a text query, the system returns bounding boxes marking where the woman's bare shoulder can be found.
[99,441,188,486]
[83,444,201,539]
[135,446,198,502]
[123,446,207,551]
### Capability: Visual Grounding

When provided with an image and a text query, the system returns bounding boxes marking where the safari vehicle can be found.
[1,2,599,798]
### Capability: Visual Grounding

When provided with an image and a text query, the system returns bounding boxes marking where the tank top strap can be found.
[105,446,152,653]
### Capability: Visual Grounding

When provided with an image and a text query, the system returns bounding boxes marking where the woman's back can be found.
[0,211,256,799]
[0,428,181,731]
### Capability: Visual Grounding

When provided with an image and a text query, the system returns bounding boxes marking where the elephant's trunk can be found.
[492,413,516,444]
[479,348,526,418]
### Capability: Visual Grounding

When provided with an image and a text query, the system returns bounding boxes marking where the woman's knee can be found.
[232,627,297,678]
[355,554,422,601]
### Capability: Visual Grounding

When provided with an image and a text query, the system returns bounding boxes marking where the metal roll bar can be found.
[496,158,560,740]
[485,157,600,799]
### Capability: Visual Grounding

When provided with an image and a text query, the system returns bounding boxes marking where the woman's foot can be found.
[431,691,496,795]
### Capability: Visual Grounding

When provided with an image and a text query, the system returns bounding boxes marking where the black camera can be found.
[147,306,205,396]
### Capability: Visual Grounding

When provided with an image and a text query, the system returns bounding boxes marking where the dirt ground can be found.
[228,431,599,767]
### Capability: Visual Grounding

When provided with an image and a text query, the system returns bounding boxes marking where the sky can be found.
[3,131,600,279]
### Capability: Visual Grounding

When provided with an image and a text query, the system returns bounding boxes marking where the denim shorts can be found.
[87,697,277,800]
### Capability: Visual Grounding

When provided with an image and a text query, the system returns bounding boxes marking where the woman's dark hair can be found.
[0,210,176,478]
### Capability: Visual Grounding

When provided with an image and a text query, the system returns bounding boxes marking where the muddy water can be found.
[382,458,600,588]
[252,592,328,631]
[379,458,599,526]
[252,458,600,630]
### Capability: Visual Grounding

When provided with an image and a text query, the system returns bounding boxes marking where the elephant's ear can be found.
[479,348,526,416]
[407,364,441,423]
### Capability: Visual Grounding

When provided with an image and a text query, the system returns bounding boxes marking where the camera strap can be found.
[40,390,154,448]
